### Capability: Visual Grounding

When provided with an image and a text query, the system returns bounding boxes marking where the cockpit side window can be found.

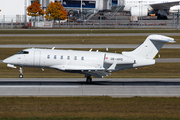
[16,51,29,54]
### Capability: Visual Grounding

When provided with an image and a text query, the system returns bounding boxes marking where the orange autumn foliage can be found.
[27,0,44,17]
[45,1,68,21]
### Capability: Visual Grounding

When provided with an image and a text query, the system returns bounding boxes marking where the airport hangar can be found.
[0,0,124,22]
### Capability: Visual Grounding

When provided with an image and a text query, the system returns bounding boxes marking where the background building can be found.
[0,0,121,22]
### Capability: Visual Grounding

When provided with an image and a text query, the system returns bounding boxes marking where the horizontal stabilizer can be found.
[149,34,175,43]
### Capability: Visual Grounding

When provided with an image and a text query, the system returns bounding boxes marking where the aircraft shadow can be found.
[0,81,180,86]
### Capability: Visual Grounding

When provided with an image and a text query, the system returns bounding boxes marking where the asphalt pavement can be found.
[0,78,180,97]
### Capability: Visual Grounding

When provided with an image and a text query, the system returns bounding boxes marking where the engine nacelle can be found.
[170,5,180,13]
[130,6,148,17]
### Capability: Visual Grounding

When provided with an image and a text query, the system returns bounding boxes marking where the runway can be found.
[0,78,180,97]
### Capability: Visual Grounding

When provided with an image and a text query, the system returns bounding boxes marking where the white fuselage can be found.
[3,35,175,79]
[124,0,180,11]
[3,48,154,72]
[122,0,180,16]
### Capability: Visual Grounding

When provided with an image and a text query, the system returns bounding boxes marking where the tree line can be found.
[26,0,68,26]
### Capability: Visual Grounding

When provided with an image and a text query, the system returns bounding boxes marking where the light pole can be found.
[24,0,27,26]
[141,1,143,28]
[139,1,142,27]
[81,0,82,20]
[177,9,179,30]
[139,1,140,27]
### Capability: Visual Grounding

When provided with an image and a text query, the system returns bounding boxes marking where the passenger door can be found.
[34,51,41,66]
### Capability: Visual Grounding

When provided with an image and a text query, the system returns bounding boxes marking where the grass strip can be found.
[0,36,180,44]
[0,63,180,78]
[0,117,179,120]
[0,97,180,119]
[0,48,180,60]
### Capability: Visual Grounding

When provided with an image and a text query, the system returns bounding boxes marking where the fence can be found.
[0,14,179,29]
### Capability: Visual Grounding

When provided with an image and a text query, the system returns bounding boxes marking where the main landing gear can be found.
[157,15,168,20]
[19,66,23,78]
[86,76,92,83]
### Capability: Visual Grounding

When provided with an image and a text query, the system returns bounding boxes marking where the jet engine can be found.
[130,6,148,16]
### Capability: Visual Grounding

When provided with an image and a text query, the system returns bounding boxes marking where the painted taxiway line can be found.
[0,94,180,97]
[0,86,80,88]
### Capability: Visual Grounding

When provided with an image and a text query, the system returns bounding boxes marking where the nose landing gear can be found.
[19,67,23,78]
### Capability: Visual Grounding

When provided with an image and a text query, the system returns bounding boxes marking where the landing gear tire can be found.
[19,74,23,78]
[157,15,167,20]
[86,77,92,83]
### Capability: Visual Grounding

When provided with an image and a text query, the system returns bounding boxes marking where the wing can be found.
[83,70,111,78]
[150,1,180,9]
[50,65,111,78]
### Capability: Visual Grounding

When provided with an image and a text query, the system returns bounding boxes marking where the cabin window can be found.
[81,57,84,60]
[67,56,70,60]
[74,56,77,60]
[47,55,50,59]
[61,55,63,59]
[54,55,57,59]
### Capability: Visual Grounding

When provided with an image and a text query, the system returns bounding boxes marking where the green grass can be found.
[1,63,180,78]
[0,29,180,34]
[0,97,180,119]
[0,36,180,44]
[0,118,179,120]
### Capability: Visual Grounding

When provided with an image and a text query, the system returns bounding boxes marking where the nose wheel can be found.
[19,67,23,78]
[19,74,23,78]
[86,76,92,83]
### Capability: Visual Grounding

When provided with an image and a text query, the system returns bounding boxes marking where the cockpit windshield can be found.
[16,51,29,54]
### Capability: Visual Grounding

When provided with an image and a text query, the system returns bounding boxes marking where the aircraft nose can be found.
[3,58,9,64]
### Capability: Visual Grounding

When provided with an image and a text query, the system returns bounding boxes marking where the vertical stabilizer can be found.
[122,34,175,59]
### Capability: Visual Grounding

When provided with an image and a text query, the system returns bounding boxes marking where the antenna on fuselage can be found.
[52,47,55,50]
[106,47,108,51]
[89,49,92,52]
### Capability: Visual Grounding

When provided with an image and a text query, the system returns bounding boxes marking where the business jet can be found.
[121,0,180,19]
[3,34,175,83]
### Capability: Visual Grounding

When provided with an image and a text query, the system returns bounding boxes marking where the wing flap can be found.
[50,65,111,78]
[50,65,105,71]
[83,70,111,78]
